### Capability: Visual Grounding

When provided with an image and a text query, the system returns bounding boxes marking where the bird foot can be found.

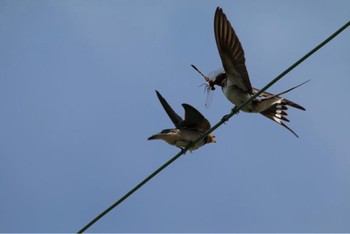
[221,106,239,123]
[221,114,230,123]
[232,106,240,114]
[179,147,187,155]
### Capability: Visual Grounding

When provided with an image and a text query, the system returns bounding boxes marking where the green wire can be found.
[77,20,350,233]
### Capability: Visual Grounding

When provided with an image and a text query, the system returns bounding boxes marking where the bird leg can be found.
[221,106,239,123]
[232,106,240,114]
[221,114,230,123]
[178,147,187,154]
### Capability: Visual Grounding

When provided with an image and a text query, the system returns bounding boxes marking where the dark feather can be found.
[155,90,183,127]
[214,7,252,93]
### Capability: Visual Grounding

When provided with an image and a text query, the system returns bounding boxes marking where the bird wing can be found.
[155,90,183,127]
[214,7,252,93]
[180,103,211,132]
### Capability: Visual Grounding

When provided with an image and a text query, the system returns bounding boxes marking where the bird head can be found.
[206,134,216,144]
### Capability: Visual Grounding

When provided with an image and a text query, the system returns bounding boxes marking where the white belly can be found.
[222,85,284,113]
[222,85,255,112]
[174,129,205,150]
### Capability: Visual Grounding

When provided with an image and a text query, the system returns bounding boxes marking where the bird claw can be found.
[221,106,240,123]
[232,106,239,114]
[178,147,186,154]
[221,114,230,123]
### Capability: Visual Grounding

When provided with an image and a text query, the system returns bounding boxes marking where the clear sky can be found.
[1,0,350,232]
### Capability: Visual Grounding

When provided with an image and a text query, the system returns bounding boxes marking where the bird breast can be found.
[222,85,255,112]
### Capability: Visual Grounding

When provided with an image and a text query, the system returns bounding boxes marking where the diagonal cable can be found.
[77,20,350,233]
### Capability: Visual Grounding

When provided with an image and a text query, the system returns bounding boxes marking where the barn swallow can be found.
[192,7,309,137]
[148,91,216,151]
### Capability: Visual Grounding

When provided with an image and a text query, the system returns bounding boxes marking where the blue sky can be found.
[1,0,350,232]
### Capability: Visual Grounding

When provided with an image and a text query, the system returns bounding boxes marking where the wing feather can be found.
[155,91,183,127]
[214,7,252,93]
[181,104,211,132]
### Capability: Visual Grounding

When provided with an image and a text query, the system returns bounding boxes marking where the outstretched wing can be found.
[214,7,252,93]
[155,90,183,127]
[181,103,211,132]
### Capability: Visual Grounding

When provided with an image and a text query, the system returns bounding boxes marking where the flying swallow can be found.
[192,7,309,137]
[148,91,216,151]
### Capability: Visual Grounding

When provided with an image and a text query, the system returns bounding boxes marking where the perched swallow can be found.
[192,7,309,137]
[148,91,216,151]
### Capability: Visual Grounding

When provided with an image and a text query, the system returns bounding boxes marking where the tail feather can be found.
[260,101,299,138]
[253,80,309,111]
[253,80,309,137]
[148,129,175,141]
[148,135,159,140]
[284,99,306,111]
[263,80,310,100]
[278,110,288,116]
[279,115,290,122]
